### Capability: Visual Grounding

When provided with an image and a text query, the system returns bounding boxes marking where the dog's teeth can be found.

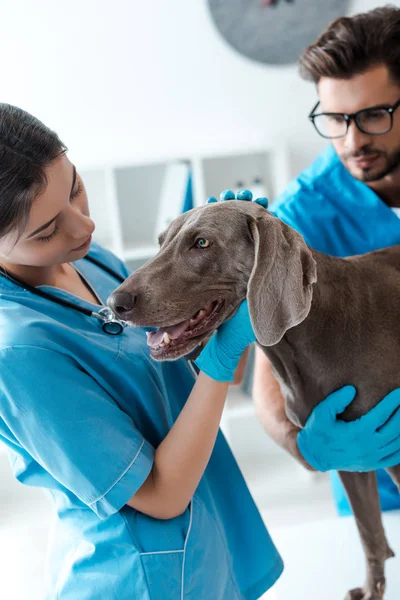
[163,332,171,344]
[199,309,206,319]
[190,318,196,326]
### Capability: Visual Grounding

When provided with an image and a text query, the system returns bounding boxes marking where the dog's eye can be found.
[195,238,210,249]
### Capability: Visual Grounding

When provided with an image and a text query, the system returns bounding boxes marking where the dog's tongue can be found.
[146,319,190,347]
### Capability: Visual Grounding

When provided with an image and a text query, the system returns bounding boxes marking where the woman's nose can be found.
[68,212,95,239]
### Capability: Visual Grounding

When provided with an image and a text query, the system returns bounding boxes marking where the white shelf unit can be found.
[199,151,271,202]
[80,145,289,269]
[78,146,290,445]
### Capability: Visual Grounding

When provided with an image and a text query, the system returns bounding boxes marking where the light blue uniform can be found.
[0,241,283,599]
[271,144,400,515]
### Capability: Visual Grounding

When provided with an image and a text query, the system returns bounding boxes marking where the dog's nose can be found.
[108,291,136,317]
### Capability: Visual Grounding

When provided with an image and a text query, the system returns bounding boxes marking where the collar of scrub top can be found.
[0,254,128,336]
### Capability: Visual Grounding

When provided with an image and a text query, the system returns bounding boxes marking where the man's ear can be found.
[247,214,317,346]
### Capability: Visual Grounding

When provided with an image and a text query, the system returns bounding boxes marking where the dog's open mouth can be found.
[146,299,224,358]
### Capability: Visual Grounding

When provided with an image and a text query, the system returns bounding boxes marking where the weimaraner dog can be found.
[109,199,400,600]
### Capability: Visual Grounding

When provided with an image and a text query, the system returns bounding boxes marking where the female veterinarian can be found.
[1,104,400,600]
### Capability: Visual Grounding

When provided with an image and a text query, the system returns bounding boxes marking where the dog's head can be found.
[108,200,317,360]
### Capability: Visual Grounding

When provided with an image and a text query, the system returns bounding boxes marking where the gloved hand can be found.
[207,188,269,209]
[298,386,400,472]
[195,188,267,382]
[195,299,256,382]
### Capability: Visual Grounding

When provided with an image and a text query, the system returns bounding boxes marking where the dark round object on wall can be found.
[208,0,350,66]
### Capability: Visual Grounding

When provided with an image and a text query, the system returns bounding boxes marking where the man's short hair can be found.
[300,5,400,84]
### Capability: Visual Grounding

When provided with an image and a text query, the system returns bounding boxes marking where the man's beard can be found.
[341,145,400,182]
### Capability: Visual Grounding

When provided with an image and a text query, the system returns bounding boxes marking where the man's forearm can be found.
[252,347,314,470]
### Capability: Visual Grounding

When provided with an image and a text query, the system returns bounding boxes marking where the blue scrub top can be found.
[271,144,400,514]
[0,241,283,600]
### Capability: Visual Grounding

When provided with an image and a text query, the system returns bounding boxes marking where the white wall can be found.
[1,0,398,173]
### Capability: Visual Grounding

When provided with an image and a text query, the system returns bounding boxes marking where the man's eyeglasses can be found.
[308,99,400,139]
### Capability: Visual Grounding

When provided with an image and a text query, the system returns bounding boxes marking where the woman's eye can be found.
[71,180,83,200]
[195,238,210,249]
[37,225,60,243]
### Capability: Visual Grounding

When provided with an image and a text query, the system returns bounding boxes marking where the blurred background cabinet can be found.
[79,145,290,272]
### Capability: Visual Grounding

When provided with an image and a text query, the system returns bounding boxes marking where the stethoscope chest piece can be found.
[95,307,128,335]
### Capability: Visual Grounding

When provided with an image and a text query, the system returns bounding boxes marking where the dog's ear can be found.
[247,213,317,346]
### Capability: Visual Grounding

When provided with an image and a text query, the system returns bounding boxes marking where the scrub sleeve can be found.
[0,345,154,520]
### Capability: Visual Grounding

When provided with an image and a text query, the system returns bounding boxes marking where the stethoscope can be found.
[0,254,128,335]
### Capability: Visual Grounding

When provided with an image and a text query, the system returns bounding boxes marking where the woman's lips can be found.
[72,234,92,251]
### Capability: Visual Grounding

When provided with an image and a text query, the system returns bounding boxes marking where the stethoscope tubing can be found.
[0,253,127,335]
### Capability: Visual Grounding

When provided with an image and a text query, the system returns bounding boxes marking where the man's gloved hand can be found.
[195,299,256,382]
[207,188,269,208]
[297,386,400,472]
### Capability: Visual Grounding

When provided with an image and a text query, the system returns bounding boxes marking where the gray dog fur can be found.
[109,200,400,600]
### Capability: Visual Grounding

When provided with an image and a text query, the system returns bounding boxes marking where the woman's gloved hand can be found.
[195,188,267,382]
[297,386,400,472]
[195,299,256,382]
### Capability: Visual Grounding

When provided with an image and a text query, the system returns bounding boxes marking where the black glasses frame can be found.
[308,99,400,139]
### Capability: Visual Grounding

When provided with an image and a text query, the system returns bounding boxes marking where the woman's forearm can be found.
[127,372,229,518]
[252,347,314,470]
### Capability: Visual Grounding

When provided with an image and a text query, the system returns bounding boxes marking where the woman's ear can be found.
[247,213,317,346]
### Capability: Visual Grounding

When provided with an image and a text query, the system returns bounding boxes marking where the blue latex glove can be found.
[195,299,256,382]
[208,188,269,209]
[298,386,400,472]
[195,188,267,381]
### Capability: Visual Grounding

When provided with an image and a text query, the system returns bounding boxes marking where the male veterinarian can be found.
[253,5,400,512]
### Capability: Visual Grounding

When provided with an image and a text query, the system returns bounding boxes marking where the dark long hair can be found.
[299,5,400,84]
[0,104,67,240]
